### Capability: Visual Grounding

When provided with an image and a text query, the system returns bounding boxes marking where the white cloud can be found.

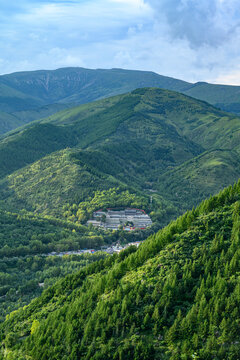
[0,0,240,85]
[146,0,240,48]
[213,70,240,85]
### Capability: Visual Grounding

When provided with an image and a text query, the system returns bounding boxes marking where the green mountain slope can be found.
[0,88,205,178]
[0,123,80,178]
[2,67,240,114]
[0,83,44,113]
[184,81,240,114]
[0,87,240,225]
[0,103,73,135]
[1,181,239,359]
[1,67,240,135]
[158,149,240,210]
[0,147,173,231]
[0,67,190,107]
[0,112,24,135]
[0,149,130,216]
[0,248,106,323]
[0,68,190,134]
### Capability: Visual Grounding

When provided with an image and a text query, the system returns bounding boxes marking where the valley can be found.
[0,72,240,359]
[1,0,240,355]
[1,180,240,359]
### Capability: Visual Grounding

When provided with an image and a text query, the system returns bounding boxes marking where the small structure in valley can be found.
[87,208,152,231]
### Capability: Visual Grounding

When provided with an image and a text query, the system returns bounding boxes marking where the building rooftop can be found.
[89,208,152,231]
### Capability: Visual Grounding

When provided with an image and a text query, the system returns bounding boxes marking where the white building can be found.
[88,208,152,231]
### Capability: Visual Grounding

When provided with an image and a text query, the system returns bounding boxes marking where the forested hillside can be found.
[0,76,240,360]
[158,149,240,209]
[1,67,240,135]
[0,88,240,225]
[0,87,240,334]
[0,104,72,135]
[183,81,240,114]
[0,67,189,134]
[0,250,107,323]
[0,202,153,322]
[1,180,239,359]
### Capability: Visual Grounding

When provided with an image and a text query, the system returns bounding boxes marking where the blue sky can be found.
[0,0,240,84]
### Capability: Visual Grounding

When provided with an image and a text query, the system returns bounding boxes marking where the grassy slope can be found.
[1,181,239,359]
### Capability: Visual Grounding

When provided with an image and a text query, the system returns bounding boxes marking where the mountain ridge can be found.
[0,87,240,229]
[1,67,240,135]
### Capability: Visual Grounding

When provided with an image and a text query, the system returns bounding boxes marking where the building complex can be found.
[87,208,152,231]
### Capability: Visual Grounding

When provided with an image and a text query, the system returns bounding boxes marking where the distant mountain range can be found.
[1,67,240,134]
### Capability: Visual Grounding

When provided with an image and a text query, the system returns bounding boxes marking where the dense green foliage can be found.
[158,149,240,211]
[0,252,106,322]
[1,72,240,359]
[0,209,104,257]
[0,206,154,260]
[63,187,149,223]
[0,88,240,226]
[0,206,154,322]
[1,181,240,359]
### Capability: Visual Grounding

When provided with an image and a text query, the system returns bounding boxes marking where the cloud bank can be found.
[0,0,240,84]
[148,0,240,47]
